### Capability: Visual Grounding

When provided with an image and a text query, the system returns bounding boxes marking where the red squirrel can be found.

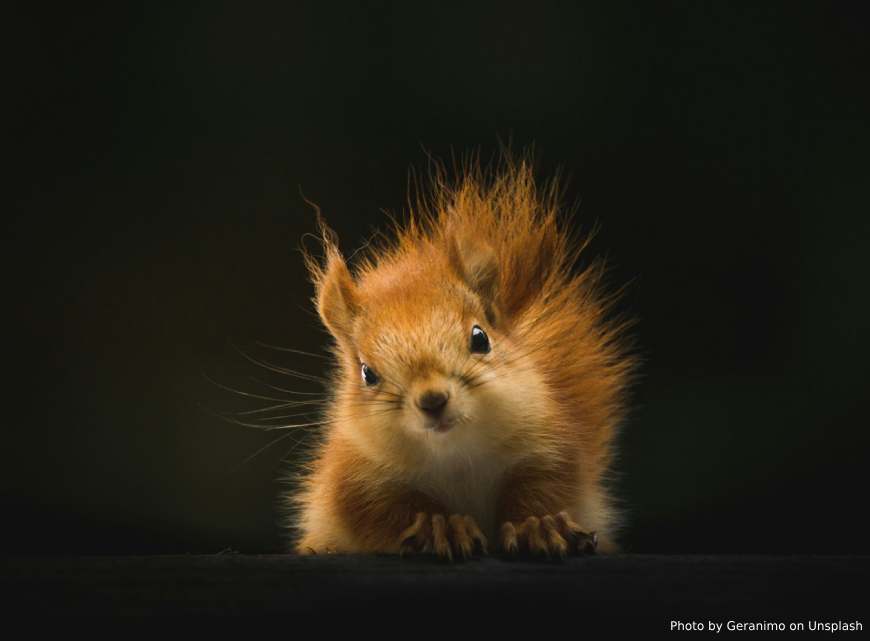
[290,157,635,558]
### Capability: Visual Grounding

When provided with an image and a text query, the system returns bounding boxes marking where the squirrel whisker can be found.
[253,341,329,360]
[248,377,325,397]
[231,343,328,385]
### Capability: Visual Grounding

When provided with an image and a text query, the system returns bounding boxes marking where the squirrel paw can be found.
[399,512,488,561]
[499,511,597,559]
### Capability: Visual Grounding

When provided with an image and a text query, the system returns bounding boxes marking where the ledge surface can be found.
[3,554,867,622]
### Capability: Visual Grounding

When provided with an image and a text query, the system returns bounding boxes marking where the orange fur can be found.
[289,155,636,557]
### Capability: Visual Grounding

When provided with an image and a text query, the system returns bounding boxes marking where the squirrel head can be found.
[300,158,630,470]
[305,219,552,464]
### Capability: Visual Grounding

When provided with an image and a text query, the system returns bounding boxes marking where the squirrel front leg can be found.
[496,463,598,558]
[340,476,488,560]
[297,452,487,560]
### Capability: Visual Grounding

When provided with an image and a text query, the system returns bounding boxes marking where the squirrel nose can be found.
[416,390,449,417]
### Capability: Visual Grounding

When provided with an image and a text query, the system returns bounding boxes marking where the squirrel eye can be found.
[469,325,491,354]
[361,363,380,386]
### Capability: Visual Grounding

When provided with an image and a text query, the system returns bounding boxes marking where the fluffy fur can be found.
[289,155,635,558]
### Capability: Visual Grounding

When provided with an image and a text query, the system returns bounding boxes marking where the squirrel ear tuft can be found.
[316,252,358,341]
[304,220,359,343]
[447,232,500,323]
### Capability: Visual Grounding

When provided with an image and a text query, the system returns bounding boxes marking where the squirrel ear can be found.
[316,253,359,341]
[304,222,359,343]
[447,232,500,323]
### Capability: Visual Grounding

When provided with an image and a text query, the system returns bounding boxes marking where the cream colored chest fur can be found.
[408,445,511,539]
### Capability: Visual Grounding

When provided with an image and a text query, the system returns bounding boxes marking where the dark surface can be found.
[3,554,867,623]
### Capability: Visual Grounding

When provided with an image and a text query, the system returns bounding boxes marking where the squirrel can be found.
[289,156,636,559]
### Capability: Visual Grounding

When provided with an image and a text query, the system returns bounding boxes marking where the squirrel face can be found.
[309,236,552,466]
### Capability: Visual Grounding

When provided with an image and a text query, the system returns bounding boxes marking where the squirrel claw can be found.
[499,511,597,559]
[500,522,519,558]
[398,512,487,561]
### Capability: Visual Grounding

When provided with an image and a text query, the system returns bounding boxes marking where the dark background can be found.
[6,1,869,556]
